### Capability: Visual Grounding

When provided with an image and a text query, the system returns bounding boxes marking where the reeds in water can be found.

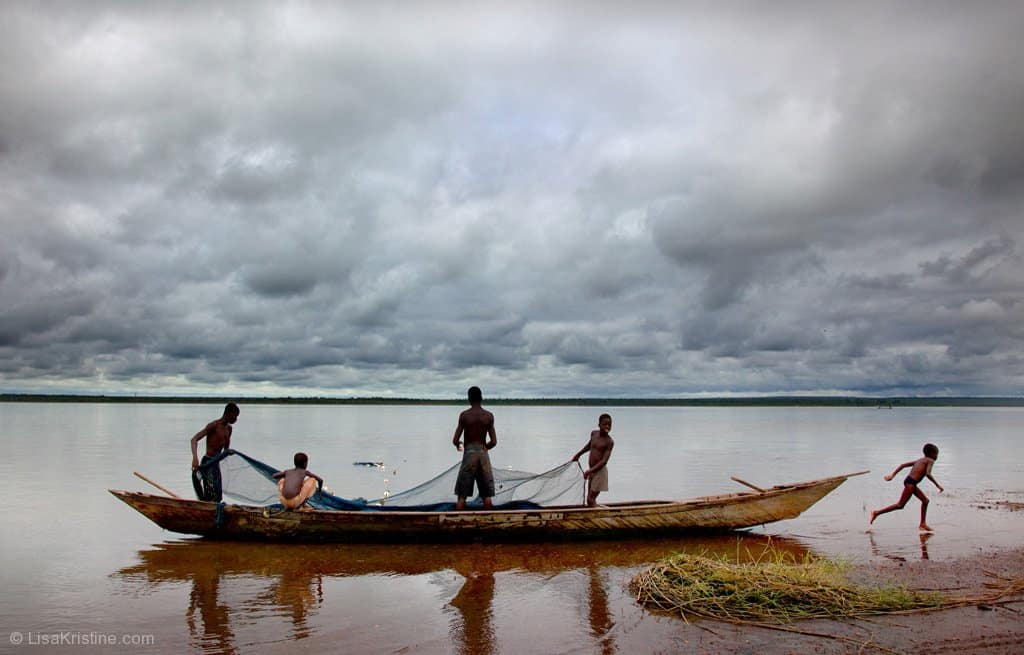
[630,546,946,624]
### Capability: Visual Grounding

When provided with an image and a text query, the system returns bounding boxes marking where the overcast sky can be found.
[2,2,1023,398]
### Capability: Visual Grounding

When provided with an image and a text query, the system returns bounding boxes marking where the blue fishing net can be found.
[194,449,586,511]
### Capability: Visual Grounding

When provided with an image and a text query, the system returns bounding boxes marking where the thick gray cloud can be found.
[1,2,1023,397]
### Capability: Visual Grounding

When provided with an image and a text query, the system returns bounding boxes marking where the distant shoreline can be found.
[2,394,1023,407]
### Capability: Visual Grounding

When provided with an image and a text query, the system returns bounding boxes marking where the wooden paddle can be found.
[733,470,871,493]
[730,476,767,493]
[134,471,182,499]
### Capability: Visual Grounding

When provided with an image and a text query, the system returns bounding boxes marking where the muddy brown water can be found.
[2,403,1022,652]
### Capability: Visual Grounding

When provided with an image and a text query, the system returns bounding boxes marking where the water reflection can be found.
[448,565,496,655]
[260,569,323,640]
[867,530,934,561]
[186,566,237,655]
[113,535,812,654]
[586,565,616,655]
[919,531,933,560]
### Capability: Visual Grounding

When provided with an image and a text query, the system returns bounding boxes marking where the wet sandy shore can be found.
[629,545,1024,655]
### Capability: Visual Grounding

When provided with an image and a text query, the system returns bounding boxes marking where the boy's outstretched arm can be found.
[924,459,943,492]
[307,470,325,490]
[883,461,914,481]
[571,442,590,462]
[190,425,210,470]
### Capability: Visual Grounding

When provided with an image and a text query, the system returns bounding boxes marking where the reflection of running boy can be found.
[273,453,324,510]
[870,443,944,532]
[572,413,615,507]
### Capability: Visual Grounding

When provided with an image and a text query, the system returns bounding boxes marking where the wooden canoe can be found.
[110,471,863,542]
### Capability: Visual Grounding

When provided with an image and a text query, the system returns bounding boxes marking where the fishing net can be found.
[193,449,586,511]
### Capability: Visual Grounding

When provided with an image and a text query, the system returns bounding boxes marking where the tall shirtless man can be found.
[190,403,239,501]
[452,386,498,510]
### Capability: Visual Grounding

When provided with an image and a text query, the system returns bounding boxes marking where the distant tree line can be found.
[1,394,1022,407]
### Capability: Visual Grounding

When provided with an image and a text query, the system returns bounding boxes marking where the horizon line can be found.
[2,393,1022,406]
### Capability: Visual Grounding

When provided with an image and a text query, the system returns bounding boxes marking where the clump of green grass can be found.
[630,546,946,624]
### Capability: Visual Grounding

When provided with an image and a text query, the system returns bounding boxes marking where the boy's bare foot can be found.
[919,524,933,532]
[869,511,878,525]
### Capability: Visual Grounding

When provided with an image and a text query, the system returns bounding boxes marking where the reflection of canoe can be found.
[112,536,816,655]
[114,533,813,582]
[110,471,860,542]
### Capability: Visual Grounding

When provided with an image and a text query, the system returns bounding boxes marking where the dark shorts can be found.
[904,475,922,487]
[454,445,495,499]
[192,454,223,502]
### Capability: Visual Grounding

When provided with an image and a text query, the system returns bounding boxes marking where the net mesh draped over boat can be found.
[195,450,586,511]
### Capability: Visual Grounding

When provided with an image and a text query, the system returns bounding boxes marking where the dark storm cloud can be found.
[0,295,96,346]
[1,2,1023,397]
[842,273,912,292]
[244,267,319,298]
[919,236,1015,285]
[651,197,821,310]
[210,154,309,205]
[979,145,1024,197]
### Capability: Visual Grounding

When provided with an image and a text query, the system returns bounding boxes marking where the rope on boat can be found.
[214,502,226,528]
[574,460,586,506]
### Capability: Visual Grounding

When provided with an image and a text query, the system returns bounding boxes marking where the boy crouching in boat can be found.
[273,452,324,510]
[870,443,944,532]
[572,413,614,507]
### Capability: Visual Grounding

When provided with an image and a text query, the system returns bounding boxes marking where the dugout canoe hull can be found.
[109,472,859,542]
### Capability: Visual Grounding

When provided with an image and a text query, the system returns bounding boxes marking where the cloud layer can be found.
[2,2,1023,397]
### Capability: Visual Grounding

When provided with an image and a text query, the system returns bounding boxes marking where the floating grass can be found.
[631,545,948,624]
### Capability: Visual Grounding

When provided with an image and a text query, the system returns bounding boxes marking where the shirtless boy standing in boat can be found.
[452,386,498,510]
[572,413,614,507]
[870,443,944,532]
[190,403,239,501]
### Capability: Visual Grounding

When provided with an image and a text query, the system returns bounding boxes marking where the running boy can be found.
[273,452,324,510]
[571,413,615,507]
[870,443,944,531]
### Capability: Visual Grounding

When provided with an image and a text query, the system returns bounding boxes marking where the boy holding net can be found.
[572,413,615,507]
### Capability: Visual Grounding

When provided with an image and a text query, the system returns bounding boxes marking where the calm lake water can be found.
[1,402,1021,653]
